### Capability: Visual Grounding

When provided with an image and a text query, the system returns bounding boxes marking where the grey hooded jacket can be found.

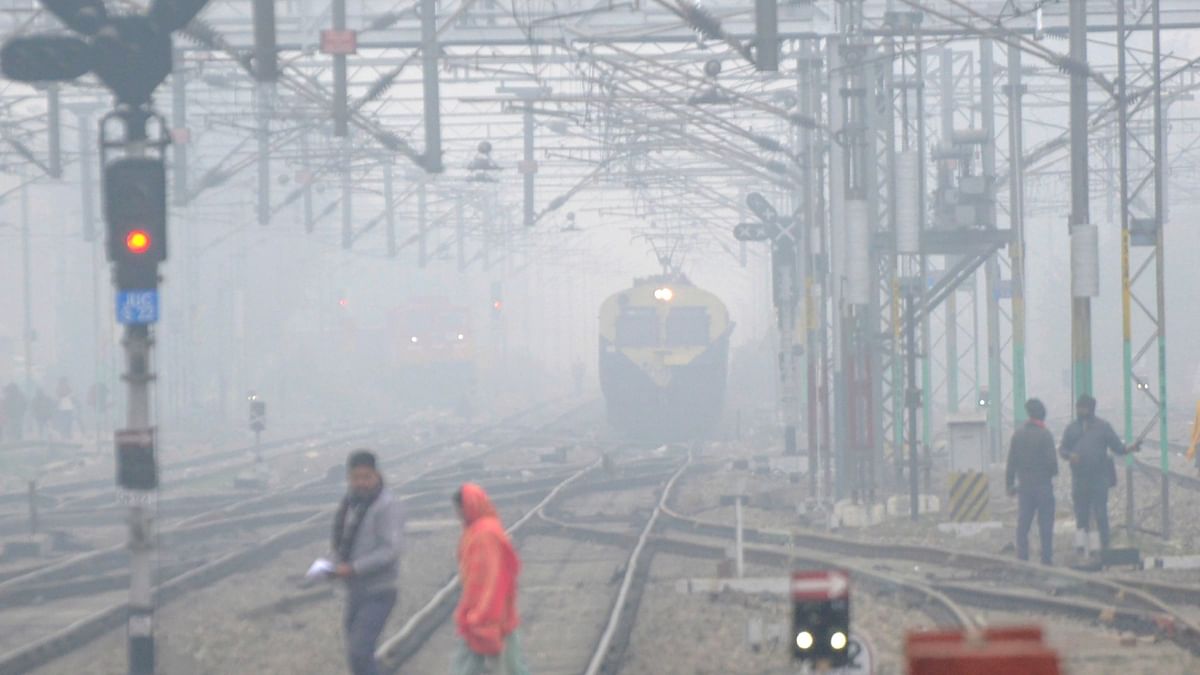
[339,488,404,595]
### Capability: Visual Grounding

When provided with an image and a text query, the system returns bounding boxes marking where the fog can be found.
[0,1,1197,450]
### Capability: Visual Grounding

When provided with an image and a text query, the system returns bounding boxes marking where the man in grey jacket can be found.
[333,450,403,675]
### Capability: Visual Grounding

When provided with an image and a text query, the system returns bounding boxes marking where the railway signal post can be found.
[790,569,852,669]
[2,1,210,672]
[735,193,806,479]
[248,393,267,480]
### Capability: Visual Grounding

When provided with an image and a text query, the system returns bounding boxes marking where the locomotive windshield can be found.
[665,307,710,346]
[616,307,658,347]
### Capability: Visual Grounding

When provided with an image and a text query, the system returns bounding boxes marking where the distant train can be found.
[598,276,732,440]
[388,299,475,406]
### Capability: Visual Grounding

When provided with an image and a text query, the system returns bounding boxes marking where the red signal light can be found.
[492,300,503,310]
[125,229,151,254]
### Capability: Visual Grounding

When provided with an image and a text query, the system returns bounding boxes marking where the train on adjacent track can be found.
[598,275,733,440]
[388,298,476,407]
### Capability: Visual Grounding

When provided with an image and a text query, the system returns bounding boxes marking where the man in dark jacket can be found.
[1006,398,1058,565]
[1059,395,1137,556]
[332,450,404,675]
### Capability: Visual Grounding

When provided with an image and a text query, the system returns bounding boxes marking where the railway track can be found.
[381,445,970,675]
[1132,440,1200,491]
[376,442,690,674]
[0,401,567,527]
[478,449,1200,671]
[511,459,968,675]
[22,425,1193,674]
[657,464,1200,658]
[0,427,359,508]
[0,401,570,580]
[0,399,590,675]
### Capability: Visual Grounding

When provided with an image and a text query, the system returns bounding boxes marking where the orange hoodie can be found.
[455,483,521,655]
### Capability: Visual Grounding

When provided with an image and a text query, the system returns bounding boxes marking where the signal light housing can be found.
[791,570,851,668]
[105,157,167,262]
[249,398,266,433]
[105,157,166,291]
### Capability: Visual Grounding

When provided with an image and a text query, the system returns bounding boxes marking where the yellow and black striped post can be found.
[947,471,989,522]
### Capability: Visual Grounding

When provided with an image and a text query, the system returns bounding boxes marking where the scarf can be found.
[332,482,382,563]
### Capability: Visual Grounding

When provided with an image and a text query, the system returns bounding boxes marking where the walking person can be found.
[332,450,403,675]
[1060,395,1139,557]
[31,388,54,439]
[452,483,530,675]
[1005,399,1058,565]
[55,378,75,439]
[2,383,24,441]
[56,393,76,439]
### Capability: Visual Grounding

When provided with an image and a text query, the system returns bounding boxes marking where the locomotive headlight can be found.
[830,631,848,651]
[795,631,814,651]
[653,287,674,302]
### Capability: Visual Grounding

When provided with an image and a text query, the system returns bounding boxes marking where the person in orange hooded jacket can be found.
[451,483,530,675]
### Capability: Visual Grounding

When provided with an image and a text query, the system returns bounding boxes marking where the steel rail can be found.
[583,450,691,675]
[374,457,601,667]
[0,400,588,673]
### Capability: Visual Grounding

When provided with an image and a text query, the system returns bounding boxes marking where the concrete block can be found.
[1149,555,1200,570]
[832,500,886,528]
[936,521,1003,537]
[885,494,941,516]
[2,534,54,559]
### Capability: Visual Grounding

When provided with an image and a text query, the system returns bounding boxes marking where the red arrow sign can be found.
[791,570,849,601]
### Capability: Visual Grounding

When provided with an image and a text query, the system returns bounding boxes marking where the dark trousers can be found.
[344,588,397,675]
[1072,479,1111,550]
[1016,484,1055,565]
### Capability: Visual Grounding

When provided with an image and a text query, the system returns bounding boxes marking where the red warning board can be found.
[790,570,849,601]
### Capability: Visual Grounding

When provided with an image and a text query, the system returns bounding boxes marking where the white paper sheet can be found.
[305,557,335,580]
